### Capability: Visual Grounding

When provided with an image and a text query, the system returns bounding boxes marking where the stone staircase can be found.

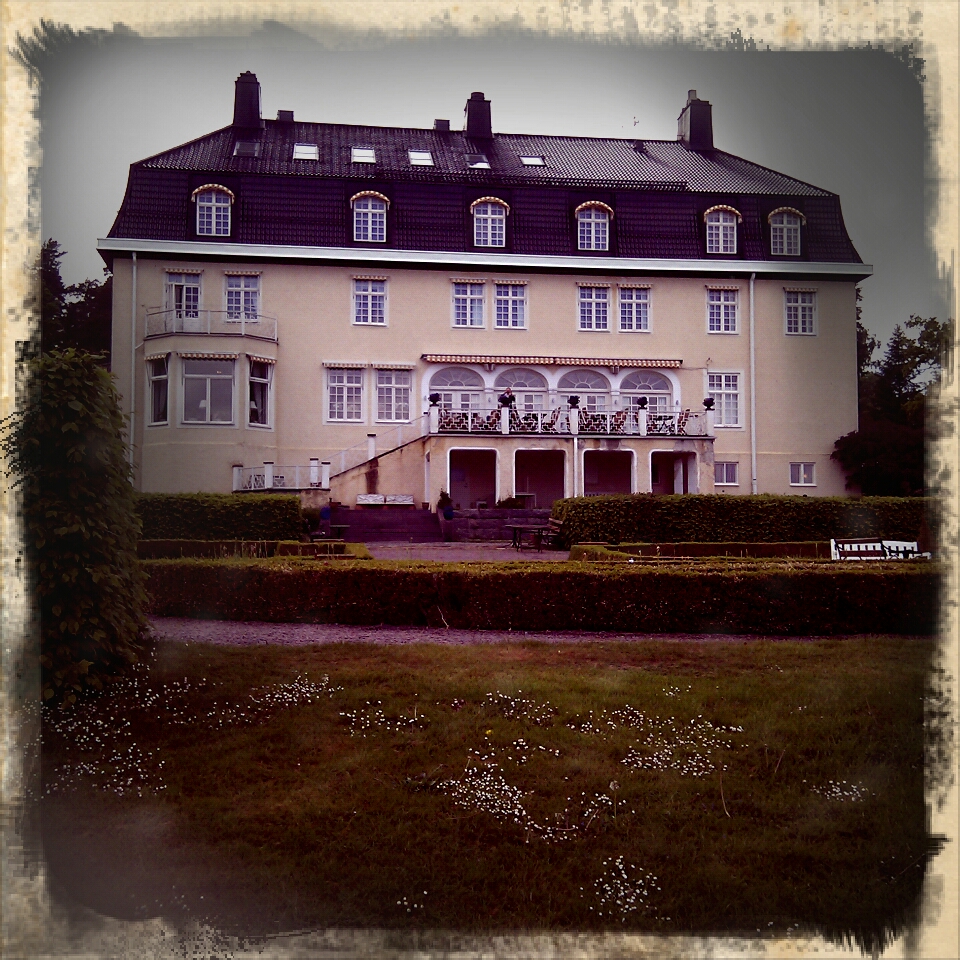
[330,506,444,543]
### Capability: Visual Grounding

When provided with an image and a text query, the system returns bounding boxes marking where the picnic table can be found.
[506,523,552,552]
[330,523,350,540]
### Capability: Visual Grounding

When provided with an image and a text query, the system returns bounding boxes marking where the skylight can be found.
[351,147,376,163]
[408,150,434,166]
[465,154,490,169]
[520,156,545,166]
[293,143,319,161]
[233,141,260,157]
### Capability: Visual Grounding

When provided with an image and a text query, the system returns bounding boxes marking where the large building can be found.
[99,72,870,509]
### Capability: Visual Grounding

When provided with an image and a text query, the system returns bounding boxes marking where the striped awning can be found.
[179,352,239,360]
[421,354,682,369]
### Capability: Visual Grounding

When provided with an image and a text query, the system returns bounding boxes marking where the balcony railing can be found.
[145,309,278,341]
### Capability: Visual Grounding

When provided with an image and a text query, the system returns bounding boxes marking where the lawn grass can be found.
[41,635,935,949]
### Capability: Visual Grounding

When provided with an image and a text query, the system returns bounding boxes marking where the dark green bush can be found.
[135,492,302,541]
[551,494,932,547]
[2,349,151,704]
[143,558,938,635]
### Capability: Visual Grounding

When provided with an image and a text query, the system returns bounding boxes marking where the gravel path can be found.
[150,617,833,647]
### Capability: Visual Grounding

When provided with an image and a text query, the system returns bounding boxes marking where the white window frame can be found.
[790,462,816,486]
[576,205,610,251]
[578,285,609,331]
[519,156,545,166]
[494,283,527,328]
[770,211,802,256]
[247,358,273,428]
[408,149,434,166]
[147,356,169,426]
[707,288,739,334]
[707,372,741,428]
[473,201,507,248]
[166,272,202,319]
[353,279,387,325]
[181,358,235,425]
[452,282,485,328]
[785,290,817,335]
[225,274,260,320]
[292,143,319,161]
[619,286,650,332]
[376,369,412,422]
[327,368,364,422]
[352,195,387,243]
[351,147,376,163]
[714,461,739,486]
[705,208,738,254]
[195,189,232,237]
[465,154,491,169]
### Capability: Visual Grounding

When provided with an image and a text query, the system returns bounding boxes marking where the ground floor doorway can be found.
[514,450,565,507]
[583,450,633,496]
[651,452,697,494]
[449,449,496,509]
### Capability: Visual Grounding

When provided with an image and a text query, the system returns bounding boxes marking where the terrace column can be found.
[636,410,647,436]
[367,434,377,460]
[321,461,331,489]
[263,461,274,489]
[673,458,684,494]
[500,406,510,435]
[429,405,439,433]
[309,458,320,487]
[568,406,579,435]
[232,463,243,491]
[706,410,716,435]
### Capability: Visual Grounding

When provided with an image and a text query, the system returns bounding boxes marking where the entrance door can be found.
[583,450,632,496]
[515,450,565,507]
[449,450,496,509]
[651,453,692,494]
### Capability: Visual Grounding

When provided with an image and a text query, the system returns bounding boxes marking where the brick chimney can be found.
[677,89,713,151]
[464,92,492,140]
[233,71,264,130]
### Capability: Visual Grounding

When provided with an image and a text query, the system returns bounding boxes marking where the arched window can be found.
[352,192,389,243]
[494,368,548,411]
[471,198,508,247]
[558,369,610,412]
[704,206,740,255]
[575,202,613,251]
[769,208,804,256]
[193,185,234,237]
[429,366,484,411]
[620,371,673,413]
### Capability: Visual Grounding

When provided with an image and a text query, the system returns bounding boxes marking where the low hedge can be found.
[137,540,350,559]
[551,495,932,548]
[609,541,831,559]
[143,558,939,635]
[136,493,303,541]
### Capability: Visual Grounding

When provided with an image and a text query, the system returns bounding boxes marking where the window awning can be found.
[421,354,682,369]
[179,352,239,360]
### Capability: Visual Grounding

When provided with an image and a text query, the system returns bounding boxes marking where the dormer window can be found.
[465,154,491,169]
[769,207,805,256]
[520,156,544,166]
[471,198,508,247]
[576,202,613,251]
[351,192,389,243]
[351,147,376,163]
[292,143,319,160]
[192,185,234,237]
[408,150,434,166]
[233,141,260,157]
[704,206,741,254]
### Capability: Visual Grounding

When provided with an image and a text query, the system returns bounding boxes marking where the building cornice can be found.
[97,238,873,280]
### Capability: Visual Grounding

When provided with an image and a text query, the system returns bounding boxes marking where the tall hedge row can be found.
[144,559,938,635]
[551,495,932,547]
[135,493,303,541]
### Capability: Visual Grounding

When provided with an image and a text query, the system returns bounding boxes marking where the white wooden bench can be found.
[830,538,926,560]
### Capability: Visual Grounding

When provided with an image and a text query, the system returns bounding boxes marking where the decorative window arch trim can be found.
[470,196,510,214]
[768,206,806,225]
[574,201,615,220]
[350,191,391,208]
[703,204,742,223]
[191,184,235,203]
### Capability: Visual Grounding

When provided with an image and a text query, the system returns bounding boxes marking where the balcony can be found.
[145,309,278,342]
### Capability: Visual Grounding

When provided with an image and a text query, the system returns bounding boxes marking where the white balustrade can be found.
[144,309,278,341]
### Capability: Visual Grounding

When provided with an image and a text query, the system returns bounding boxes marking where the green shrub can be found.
[143,558,938,635]
[2,349,151,704]
[551,494,931,547]
[135,492,303,541]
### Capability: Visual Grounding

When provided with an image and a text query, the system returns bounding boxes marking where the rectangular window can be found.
[248,360,271,426]
[438,391,480,411]
[408,150,434,166]
[377,370,411,421]
[708,373,740,427]
[293,143,319,160]
[465,154,490,168]
[619,288,650,331]
[714,462,739,485]
[182,359,234,424]
[148,357,168,424]
[354,279,387,324]
[495,284,526,328]
[328,369,364,421]
[226,275,260,320]
[790,462,816,486]
[708,288,739,333]
[453,283,485,327]
[233,141,259,157]
[353,197,386,242]
[785,291,816,335]
[351,147,376,163]
[520,156,545,165]
[578,286,609,330]
[166,273,201,318]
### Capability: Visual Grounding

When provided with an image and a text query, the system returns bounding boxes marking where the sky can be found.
[34,19,949,350]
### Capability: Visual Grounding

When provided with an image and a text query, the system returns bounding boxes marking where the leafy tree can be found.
[2,349,151,705]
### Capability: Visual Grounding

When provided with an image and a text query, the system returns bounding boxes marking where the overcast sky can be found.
[35,19,948,348]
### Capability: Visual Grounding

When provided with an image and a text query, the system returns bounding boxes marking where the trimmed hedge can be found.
[611,542,831,559]
[136,493,303,541]
[551,495,932,548]
[143,558,939,635]
[137,540,349,559]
